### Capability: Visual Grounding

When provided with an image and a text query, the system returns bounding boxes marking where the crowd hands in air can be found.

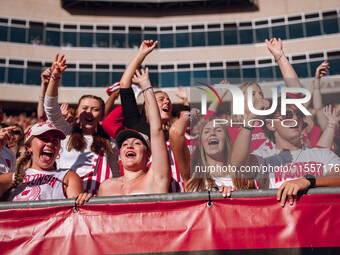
[0,38,339,207]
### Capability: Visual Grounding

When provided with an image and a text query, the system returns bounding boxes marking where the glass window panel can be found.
[177,71,191,86]
[63,32,77,47]
[272,25,287,40]
[10,27,26,43]
[26,68,41,85]
[129,32,142,49]
[239,29,253,44]
[242,68,257,82]
[112,71,123,83]
[176,33,189,48]
[193,70,208,84]
[96,72,110,87]
[112,33,126,48]
[207,31,221,46]
[328,58,340,75]
[0,26,8,41]
[292,63,309,78]
[226,68,241,84]
[149,72,159,87]
[46,30,60,46]
[288,23,304,39]
[305,21,321,37]
[96,33,109,48]
[160,72,175,87]
[0,67,5,82]
[144,33,158,44]
[309,61,324,76]
[210,70,225,84]
[255,27,269,43]
[8,67,24,84]
[29,27,43,45]
[323,18,339,34]
[61,71,76,87]
[223,30,238,45]
[160,33,173,48]
[79,72,93,87]
[79,32,93,47]
[258,66,274,82]
[192,32,205,47]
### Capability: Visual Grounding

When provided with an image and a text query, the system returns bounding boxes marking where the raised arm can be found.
[133,68,170,193]
[266,38,301,88]
[44,54,72,134]
[37,68,51,122]
[316,105,340,148]
[169,111,191,183]
[313,61,330,130]
[104,90,120,118]
[120,40,158,89]
[175,85,189,106]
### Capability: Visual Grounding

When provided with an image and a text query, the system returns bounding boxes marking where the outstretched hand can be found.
[139,40,158,57]
[315,60,330,79]
[277,178,310,207]
[51,54,67,79]
[322,105,340,123]
[41,68,51,87]
[176,85,188,101]
[132,68,151,90]
[265,38,284,61]
[60,103,69,119]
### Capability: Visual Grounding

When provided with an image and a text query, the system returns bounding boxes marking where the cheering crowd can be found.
[0,38,339,207]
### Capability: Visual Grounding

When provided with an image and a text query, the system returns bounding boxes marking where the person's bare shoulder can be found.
[98,177,121,196]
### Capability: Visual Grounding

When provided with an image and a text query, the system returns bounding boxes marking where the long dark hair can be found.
[67,95,113,154]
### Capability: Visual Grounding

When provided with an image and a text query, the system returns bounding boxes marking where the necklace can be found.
[275,147,303,170]
[120,173,144,190]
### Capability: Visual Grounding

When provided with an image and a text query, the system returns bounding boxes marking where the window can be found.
[255,27,269,43]
[95,72,110,87]
[207,31,221,46]
[239,29,253,44]
[242,68,257,82]
[258,66,274,82]
[61,71,76,87]
[149,72,159,87]
[209,70,224,84]
[96,33,110,48]
[176,33,190,48]
[8,67,24,84]
[288,23,304,39]
[193,70,208,84]
[0,66,5,82]
[29,22,44,45]
[223,29,238,45]
[161,72,175,87]
[46,30,60,46]
[26,68,42,85]
[0,26,7,41]
[129,32,142,49]
[177,71,191,86]
[323,17,339,34]
[292,63,309,78]
[227,68,241,84]
[272,25,287,40]
[191,32,205,47]
[79,32,93,47]
[112,33,126,48]
[10,27,26,43]
[305,21,321,37]
[112,71,123,83]
[160,33,174,48]
[328,58,340,75]
[63,32,77,47]
[78,72,93,87]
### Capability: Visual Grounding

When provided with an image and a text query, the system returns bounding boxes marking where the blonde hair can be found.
[186,118,254,192]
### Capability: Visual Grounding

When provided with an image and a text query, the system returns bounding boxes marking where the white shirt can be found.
[0,146,16,175]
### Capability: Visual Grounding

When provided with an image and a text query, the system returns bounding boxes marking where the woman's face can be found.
[77,98,103,134]
[201,121,226,161]
[28,131,61,171]
[155,92,172,122]
[120,137,149,170]
[244,84,264,115]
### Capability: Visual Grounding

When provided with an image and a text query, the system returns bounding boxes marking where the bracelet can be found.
[242,125,255,131]
[142,87,153,93]
[327,125,336,130]
[275,53,284,62]
[328,120,338,125]
[304,174,316,188]
[39,96,45,101]
[51,74,61,80]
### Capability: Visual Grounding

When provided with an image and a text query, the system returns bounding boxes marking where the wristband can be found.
[275,53,284,62]
[142,87,153,93]
[39,96,45,101]
[303,174,316,188]
[183,112,192,122]
[51,74,61,80]
[328,120,338,125]
[242,126,255,131]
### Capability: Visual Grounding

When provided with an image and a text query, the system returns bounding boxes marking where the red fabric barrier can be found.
[0,194,340,254]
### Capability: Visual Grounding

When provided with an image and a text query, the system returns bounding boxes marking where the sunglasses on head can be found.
[277,110,304,120]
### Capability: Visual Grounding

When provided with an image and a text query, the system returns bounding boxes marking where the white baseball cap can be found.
[25,121,66,145]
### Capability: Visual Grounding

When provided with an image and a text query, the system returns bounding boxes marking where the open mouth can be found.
[41,150,54,161]
[208,139,219,145]
[85,117,94,123]
[125,151,136,158]
[162,106,170,113]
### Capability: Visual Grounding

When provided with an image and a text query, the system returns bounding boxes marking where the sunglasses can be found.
[13,130,23,135]
[277,110,304,120]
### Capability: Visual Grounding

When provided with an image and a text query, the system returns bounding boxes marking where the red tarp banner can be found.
[0,193,340,255]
